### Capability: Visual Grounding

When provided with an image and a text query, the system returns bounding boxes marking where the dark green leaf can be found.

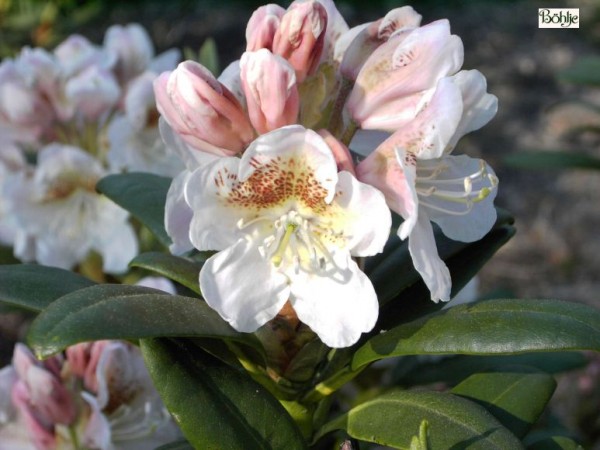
[559,57,600,86]
[366,208,514,310]
[0,245,19,264]
[0,264,95,313]
[352,299,600,370]
[504,151,600,171]
[155,440,194,450]
[374,218,515,333]
[314,390,523,449]
[394,352,587,386]
[27,284,256,358]
[451,367,556,438]
[96,173,172,247]
[141,338,307,450]
[129,252,202,295]
[526,436,584,450]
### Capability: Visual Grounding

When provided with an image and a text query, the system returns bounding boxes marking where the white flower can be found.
[6,144,138,273]
[186,125,391,347]
[357,71,498,302]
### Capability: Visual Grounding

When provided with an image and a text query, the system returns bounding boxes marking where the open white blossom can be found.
[185,125,391,347]
[6,144,137,273]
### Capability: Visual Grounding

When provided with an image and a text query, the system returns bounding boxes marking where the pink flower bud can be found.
[240,49,299,134]
[272,1,327,82]
[340,6,421,80]
[12,381,56,450]
[246,4,286,51]
[12,343,37,380]
[24,365,76,425]
[346,20,463,130]
[154,61,255,156]
[65,342,94,379]
[318,129,355,175]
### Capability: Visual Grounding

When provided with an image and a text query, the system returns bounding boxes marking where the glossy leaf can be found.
[370,210,515,333]
[141,338,307,450]
[96,172,172,247]
[451,367,556,438]
[526,436,584,450]
[394,352,587,386]
[504,150,600,171]
[314,390,522,449]
[27,284,255,359]
[0,264,95,313]
[129,252,202,295]
[352,299,600,370]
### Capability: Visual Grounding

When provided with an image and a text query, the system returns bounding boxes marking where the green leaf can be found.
[314,390,523,449]
[559,57,600,86]
[129,252,202,295]
[451,367,556,438]
[141,338,307,450]
[0,245,19,264]
[352,299,600,370]
[394,352,587,386]
[198,37,220,75]
[27,284,255,359]
[96,173,172,247]
[155,440,195,450]
[369,209,515,333]
[0,264,95,313]
[526,436,584,450]
[504,150,600,171]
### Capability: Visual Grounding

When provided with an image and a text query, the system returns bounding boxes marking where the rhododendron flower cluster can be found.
[0,342,179,450]
[0,24,182,273]
[155,0,499,347]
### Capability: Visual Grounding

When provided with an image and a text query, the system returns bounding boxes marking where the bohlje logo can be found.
[538,8,580,28]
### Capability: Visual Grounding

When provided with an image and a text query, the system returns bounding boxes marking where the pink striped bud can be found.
[340,6,421,80]
[12,381,56,450]
[240,49,299,134]
[345,20,463,131]
[24,365,76,425]
[154,61,255,155]
[272,1,327,82]
[246,4,286,51]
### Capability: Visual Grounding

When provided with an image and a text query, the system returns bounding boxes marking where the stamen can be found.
[271,223,298,267]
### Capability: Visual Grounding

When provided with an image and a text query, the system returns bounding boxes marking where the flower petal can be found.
[165,170,194,254]
[408,212,451,302]
[186,157,246,251]
[290,254,378,347]
[333,171,391,256]
[200,238,290,332]
[426,155,498,242]
[239,125,338,203]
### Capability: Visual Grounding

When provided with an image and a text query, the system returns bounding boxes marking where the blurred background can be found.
[1,0,599,446]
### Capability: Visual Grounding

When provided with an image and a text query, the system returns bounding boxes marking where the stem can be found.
[301,364,366,403]
[327,77,354,139]
[68,425,82,450]
[340,120,359,147]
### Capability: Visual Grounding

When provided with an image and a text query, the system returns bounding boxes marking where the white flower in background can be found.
[186,125,391,347]
[0,342,180,450]
[357,71,498,302]
[6,144,138,273]
[106,72,184,177]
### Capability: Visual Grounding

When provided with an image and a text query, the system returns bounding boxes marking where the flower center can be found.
[415,159,498,215]
[239,210,337,274]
